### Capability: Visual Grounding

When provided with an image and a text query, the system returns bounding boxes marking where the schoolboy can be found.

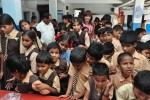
[59,47,91,99]
[104,27,122,52]
[83,62,114,100]
[135,28,146,41]
[97,28,106,44]
[111,53,134,90]
[113,25,123,40]
[86,42,116,74]
[119,31,150,71]
[116,70,150,100]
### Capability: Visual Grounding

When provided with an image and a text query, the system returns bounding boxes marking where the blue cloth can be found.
[60,50,70,63]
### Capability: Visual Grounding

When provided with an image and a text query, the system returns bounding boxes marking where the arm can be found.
[30,52,38,74]
[83,90,90,100]
[0,53,3,79]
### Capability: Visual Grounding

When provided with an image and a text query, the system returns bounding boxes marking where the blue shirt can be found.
[60,50,70,63]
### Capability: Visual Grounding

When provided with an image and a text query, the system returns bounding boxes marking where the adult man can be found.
[36,13,55,45]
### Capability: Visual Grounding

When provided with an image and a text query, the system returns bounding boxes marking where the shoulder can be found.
[116,84,133,93]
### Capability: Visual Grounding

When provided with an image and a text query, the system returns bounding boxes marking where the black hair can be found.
[31,27,41,39]
[19,19,30,31]
[72,17,83,26]
[134,70,150,95]
[22,30,37,42]
[59,24,67,32]
[102,14,111,22]
[104,21,112,27]
[117,52,133,65]
[6,54,30,75]
[57,34,72,45]
[136,41,150,52]
[70,47,86,63]
[113,25,123,31]
[83,10,93,24]
[97,28,106,37]
[68,31,80,47]
[104,27,113,35]
[103,42,114,55]
[0,13,19,30]
[36,51,53,64]
[94,17,100,22]
[62,15,69,20]
[92,62,109,77]
[120,30,138,44]
[135,28,146,35]
[31,16,37,20]
[47,42,62,53]
[42,13,51,19]
[82,27,88,31]
[87,42,104,60]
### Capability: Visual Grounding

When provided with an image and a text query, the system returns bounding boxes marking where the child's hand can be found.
[58,94,69,99]
[59,73,67,79]
[69,95,80,100]
[5,82,13,90]
[36,83,48,90]
[109,66,117,74]
[106,79,113,90]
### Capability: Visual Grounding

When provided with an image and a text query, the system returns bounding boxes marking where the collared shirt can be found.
[5,29,18,39]
[36,21,55,45]
[132,51,150,71]
[112,38,123,53]
[99,57,111,68]
[116,84,137,100]
[79,30,90,47]
[68,62,91,95]
[111,72,133,90]
[25,45,38,73]
[39,68,60,93]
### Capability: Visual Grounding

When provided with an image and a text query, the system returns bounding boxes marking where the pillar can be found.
[49,0,57,20]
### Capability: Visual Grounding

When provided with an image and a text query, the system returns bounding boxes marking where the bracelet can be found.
[103,93,109,97]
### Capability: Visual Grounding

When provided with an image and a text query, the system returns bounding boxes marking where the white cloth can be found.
[36,21,55,45]
[140,34,150,43]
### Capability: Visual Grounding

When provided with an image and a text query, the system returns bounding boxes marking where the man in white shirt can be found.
[36,13,55,45]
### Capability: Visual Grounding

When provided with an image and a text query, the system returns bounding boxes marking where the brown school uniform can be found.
[52,59,69,95]
[1,29,22,89]
[99,57,111,68]
[25,45,39,74]
[112,38,123,53]
[68,62,91,96]
[78,30,90,47]
[84,78,114,100]
[39,68,60,95]
[111,72,133,90]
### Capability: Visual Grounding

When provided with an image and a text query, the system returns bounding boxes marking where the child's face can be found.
[60,29,67,34]
[84,28,89,33]
[22,34,33,48]
[21,22,31,31]
[0,24,13,34]
[49,48,60,63]
[121,43,135,54]
[37,63,51,74]
[86,53,98,66]
[73,22,81,32]
[93,75,108,88]
[133,86,150,100]
[58,40,69,52]
[119,56,134,78]
[104,32,113,42]
[138,32,146,40]
[141,49,150,59]
[99,35,105,43]
[11,71,21,80]
[113,30,123,40]
[84,15,91,22]
[72,62,85,71]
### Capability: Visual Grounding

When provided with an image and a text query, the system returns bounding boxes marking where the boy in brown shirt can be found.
[59,47,91,99]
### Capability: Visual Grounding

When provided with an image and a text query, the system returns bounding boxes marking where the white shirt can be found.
[36,21,55,45]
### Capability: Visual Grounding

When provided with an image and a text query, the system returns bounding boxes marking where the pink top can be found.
[83,23,94,38]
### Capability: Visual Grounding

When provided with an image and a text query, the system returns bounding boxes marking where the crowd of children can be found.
[0,10,150,100]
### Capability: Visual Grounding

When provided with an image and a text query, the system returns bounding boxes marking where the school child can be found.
[83,62,114,100]
[0,14,22,89]
[113,25,123,40]
[36,51,60,95]
[119,31,150,71]
[104,27,122,52]
[87,42,116,74]
[82,27,89,33]
[111,52,134,90]
[104,21,112,28]
[56,34,71,63]
[19,19,31,31]
[135,28,146,41]
[55,25,67,41]
[59,47,91,99]
[22,30,42,74]
[47,42,69,95]
[72,17,90,49]
[5,54,45,93]
[62,15,72,32]
[116,70,150,100]
[97,28,106,44]
[82,10,94,39]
